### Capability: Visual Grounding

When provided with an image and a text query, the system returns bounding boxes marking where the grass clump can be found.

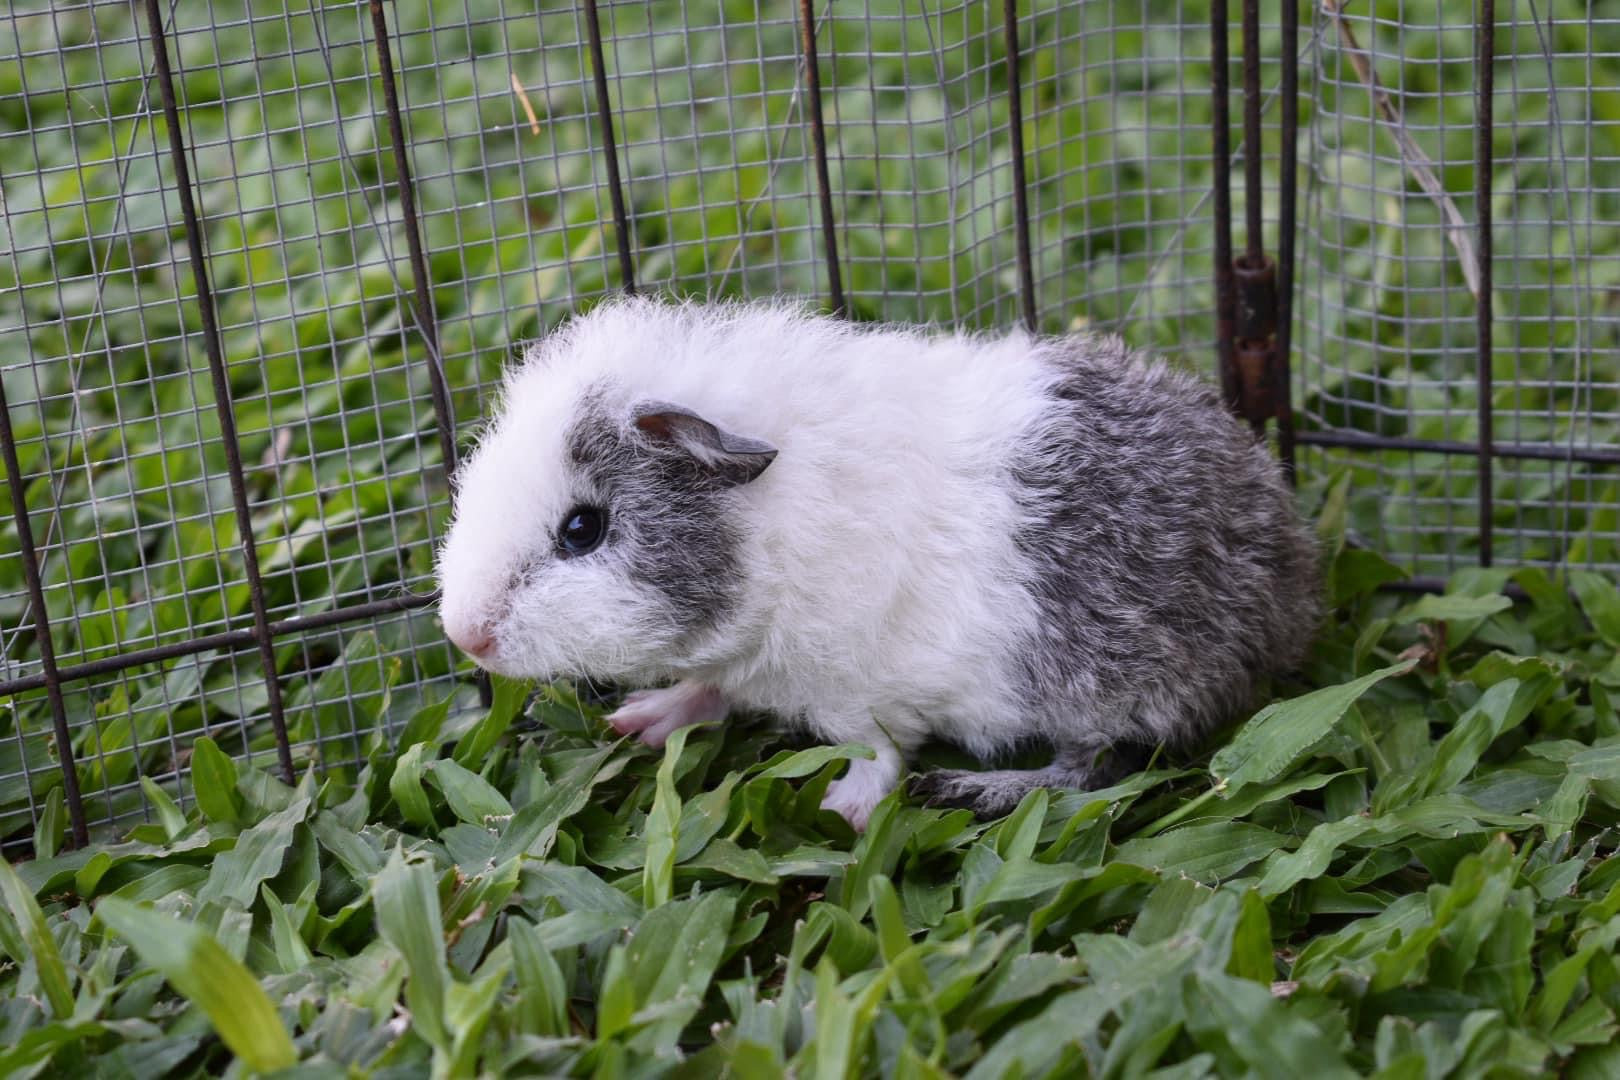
[4,499,1620,1077]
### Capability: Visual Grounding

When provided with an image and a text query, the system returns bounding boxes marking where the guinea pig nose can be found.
[448,621,497,659]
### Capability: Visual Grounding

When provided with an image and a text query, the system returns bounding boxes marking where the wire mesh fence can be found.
[0,0,1613,851]
[1295,0,1620,578]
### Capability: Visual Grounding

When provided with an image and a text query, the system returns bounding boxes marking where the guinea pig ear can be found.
[631,400,777,486]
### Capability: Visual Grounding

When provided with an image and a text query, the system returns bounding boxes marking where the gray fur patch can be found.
[564,388,748,634]
[910,739,1130,817]
[1005,335,1321,763]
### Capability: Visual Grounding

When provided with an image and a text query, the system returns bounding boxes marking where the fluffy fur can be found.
[437,297,1320,828]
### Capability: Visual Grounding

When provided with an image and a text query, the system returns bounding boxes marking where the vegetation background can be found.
[1,0,1618,1075]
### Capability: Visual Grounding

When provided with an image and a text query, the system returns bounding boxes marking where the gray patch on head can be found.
[563,386,748,635]
[1006,334,1322,756]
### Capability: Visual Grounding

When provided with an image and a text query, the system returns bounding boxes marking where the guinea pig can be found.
[436,296,1320,830]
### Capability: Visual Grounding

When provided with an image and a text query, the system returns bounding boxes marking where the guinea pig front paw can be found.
[820,754,901,832]
[605,681,727,748]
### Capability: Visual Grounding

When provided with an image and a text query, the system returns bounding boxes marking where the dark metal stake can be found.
[582,0,638,294]
[797,0,846,315]
[1210,0,1239,414]
[0,384,89,848]
[1275,0,1300,480]
[366,0,460,481]
[1003,0,1038,333]
[365,0,490,707]
[1475,0,1496,567]
[1240,0,1264,263]
[142,0,295,784]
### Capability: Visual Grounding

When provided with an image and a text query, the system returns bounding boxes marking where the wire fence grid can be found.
[0,0,1613,852]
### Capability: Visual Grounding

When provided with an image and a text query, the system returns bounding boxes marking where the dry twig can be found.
[511,72,541,135]
[1324,0,1482,300]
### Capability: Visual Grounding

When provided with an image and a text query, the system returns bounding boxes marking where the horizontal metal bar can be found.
[1296,428,1620,467]
[1382,575,1529,601]
[0,593,439,698]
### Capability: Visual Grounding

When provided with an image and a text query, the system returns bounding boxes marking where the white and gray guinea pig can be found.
[436,296,1320,830]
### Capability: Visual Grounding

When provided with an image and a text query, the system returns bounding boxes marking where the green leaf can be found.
[138,778,188,840]
[427,758,513,824]
[965,936,1200,1080]
[644,726,693,909]
[0,856,74,1018]
[624,891,737,1052]
[374,850,451,1052]
[1113,822,1289,884]
[755,743,874,780]
[1572,571,1620,648]
[1183,970,1357,1077]
[1256,817,1372,897]
[1392,593,1514,626]
[494,743,626,862]
[96,896,297,1071]
[1227,889,1274,984]
[509,917,570,1037]
[32,787,64,861]
[190,736,242,825]
[262,884,315,974]
[1417,675,1555,798]
[1212,661,1416,793]
[453,673,527,768]
[389,742,436,827]
[197,796,311,908]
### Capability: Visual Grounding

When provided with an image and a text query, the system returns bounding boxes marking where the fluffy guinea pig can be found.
[436,296,1320,829]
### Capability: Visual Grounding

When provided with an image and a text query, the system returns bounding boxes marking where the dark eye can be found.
[558,506,606,556]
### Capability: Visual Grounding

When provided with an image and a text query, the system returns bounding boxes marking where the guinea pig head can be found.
[436,381,777,684]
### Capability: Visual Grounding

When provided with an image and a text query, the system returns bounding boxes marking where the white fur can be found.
[438,298,1073,827]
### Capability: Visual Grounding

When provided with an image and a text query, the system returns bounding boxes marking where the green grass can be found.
[4,0,1620,1075]
[3,507,1620,1076]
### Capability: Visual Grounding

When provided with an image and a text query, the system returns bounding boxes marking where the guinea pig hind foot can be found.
[605,681,728,748]
[910,744,1128,820]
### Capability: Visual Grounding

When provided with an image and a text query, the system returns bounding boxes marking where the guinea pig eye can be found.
[557,505,607,557]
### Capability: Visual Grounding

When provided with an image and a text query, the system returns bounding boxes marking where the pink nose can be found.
[448,622,496,659]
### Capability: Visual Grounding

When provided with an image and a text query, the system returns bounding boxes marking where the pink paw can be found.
[820,754,900,832]
[605,683,727,748]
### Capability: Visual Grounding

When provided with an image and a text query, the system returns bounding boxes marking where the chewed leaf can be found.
[1212,661,1416,794]
[96,897,296,1072]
